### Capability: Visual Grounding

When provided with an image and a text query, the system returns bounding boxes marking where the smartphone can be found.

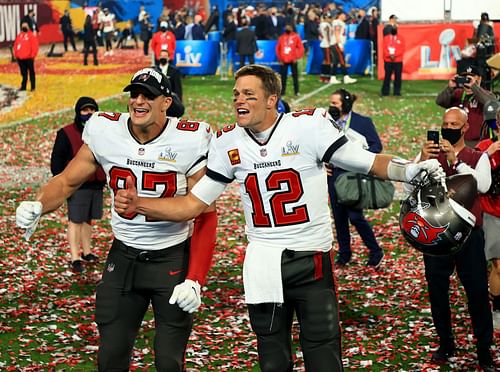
[454,76,470,88]
[427,130,439,144]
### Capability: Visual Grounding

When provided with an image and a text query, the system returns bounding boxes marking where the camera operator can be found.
[436,65,496,147]
[475,12,495,89]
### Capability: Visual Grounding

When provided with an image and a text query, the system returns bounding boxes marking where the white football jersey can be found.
[206,108,348,251]
[83,112,212,250]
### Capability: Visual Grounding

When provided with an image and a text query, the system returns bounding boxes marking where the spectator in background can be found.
[383,14,398,36]
[21,8,38,34]
[319,13,333,83]
[151,21,176,65]
[235,18,257,68]
[138,5,147,23]
[476,100,500,330]
[304,7,320,53]
[60,9,77,52]
[251,6,268,40]
[101,8,116,56]
[192,14,205,40]
[414,107,494,371]
[326,89,384,267]
[205,5,219,33]
[140,12,154,56]
[92,9,102,47]
[116,20,139,49]
[13,21,38,92]
[222,14,237,42]
[157,49,183,102]
[381,25,405,96]
[83,14,98,66]
[331,11,357,84]
[435,64,496,147]
[50,97,105,273]
[369,7,380,60]
[276,24,304,96]
[184,16,195,40]
[266,7,285,39]
[354,8,370,40]
[173,14,186,41]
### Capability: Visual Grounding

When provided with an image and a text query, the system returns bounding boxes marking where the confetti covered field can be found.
[0,48,498,371]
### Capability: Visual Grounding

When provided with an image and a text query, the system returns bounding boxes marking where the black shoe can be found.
[81,253,98,262]
[367,251,384,268]
[478,348,495,372]
[431,346,455,364]
[335,254,351,266]
[19,87,26,91]
[71,260,83,273]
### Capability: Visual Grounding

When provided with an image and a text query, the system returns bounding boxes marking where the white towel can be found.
[243,242,285,304]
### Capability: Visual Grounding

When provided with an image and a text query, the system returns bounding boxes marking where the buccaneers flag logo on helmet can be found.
[401,211,448,245]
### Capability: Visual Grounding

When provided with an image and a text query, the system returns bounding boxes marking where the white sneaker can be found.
[493,310,500,329]
[329,76,341,84]
[343,75,357,84]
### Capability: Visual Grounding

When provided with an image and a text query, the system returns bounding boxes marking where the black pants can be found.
[247,250,343,372]
[142,38,150,56]
[239,54,255,68]
[96,239,192,372]
[381,61,402,95]
[327,175,381,258]
[63,31,77,51]
[83,39,98,65]
[280,62,299,96]
[17,58,35,90]
[423,228,492,350]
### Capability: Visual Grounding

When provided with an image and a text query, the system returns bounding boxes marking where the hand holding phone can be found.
[427,130,439,144]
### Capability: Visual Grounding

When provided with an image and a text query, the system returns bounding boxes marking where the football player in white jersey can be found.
[16,67,217,371]
[112,64,444,371]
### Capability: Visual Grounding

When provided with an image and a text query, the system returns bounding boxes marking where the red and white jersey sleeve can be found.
[206,108,347,251]
[83,113,211,250]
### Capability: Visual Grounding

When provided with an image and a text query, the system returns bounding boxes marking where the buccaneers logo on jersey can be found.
[401,211,448,244]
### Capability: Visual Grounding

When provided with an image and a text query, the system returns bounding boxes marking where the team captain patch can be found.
[228,149,241,165]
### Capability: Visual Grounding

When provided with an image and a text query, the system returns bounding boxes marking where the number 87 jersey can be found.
[83,112,212,250]
[206,108,347,252]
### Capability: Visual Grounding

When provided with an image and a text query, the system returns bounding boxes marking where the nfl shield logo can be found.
[260,148,267,157]
[138,147,145,155]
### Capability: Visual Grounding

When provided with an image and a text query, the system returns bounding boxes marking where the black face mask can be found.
[441,126,464,145]
[328,106,341,121]
[22,26,29,32]
[160,27,167,32]
[390,27,397,35]
[159,58,168,65]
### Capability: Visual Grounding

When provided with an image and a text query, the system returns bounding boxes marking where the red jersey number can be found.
[244,169,309,227]
[109,166,177,220]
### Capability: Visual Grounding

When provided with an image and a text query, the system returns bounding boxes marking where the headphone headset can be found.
[336,88,353,114]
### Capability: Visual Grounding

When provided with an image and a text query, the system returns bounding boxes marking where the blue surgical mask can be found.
[80,113,92,124]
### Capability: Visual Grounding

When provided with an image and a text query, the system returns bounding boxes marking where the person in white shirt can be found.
[111,64,444,371]
[330,11,357,84]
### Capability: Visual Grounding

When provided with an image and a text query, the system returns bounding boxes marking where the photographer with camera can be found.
[436,64,496,147]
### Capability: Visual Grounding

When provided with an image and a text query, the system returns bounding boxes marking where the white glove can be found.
[16,201,43,241]
[405,159,445,183]
[169,279,201,313]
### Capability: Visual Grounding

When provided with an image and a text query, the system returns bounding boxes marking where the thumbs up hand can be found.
[114,176,138,215]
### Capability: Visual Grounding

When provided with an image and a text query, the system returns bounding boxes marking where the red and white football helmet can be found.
[399,174,477,256]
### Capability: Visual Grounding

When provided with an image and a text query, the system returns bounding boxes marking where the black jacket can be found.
[235,27,257,55]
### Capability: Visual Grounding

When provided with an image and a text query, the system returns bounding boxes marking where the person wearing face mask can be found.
[381,24,404,96]
[275,24,304,96]
[326,89,384,268]
[151,21,176,66]
[13,21,38,92]
[436,64,496,147]
[415,107,494,370]
[475,101,500,331]
[50,97,106,273]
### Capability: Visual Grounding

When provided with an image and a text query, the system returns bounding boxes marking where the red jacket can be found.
[276,32,304,64]
[476,139,500,217]
[382,34,405,63]
[13,30,39,60]
[150,31,176,60]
